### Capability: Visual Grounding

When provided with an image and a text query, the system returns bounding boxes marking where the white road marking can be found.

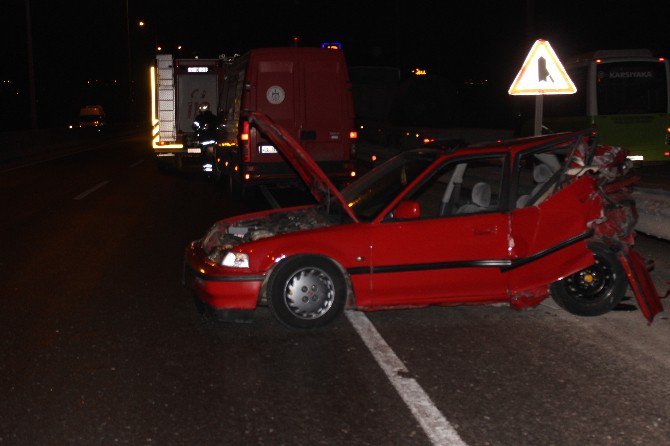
[74,181,110,200]
[129,158,145,168]
[345,310,468,446]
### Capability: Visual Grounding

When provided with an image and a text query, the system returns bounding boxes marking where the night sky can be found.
[1,0,669,129]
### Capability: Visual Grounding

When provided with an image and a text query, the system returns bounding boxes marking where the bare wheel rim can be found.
[283,267,335,320]
[564,255,614,300]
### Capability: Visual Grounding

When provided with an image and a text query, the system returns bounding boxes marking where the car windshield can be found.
[341,149,442,221]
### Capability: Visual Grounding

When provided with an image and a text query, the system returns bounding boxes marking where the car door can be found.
[505,141,600,300]
[369,154,510,307]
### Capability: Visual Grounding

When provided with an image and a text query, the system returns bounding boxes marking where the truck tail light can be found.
[240,120,250,162]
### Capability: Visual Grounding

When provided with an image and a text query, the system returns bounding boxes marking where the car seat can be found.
[456,182,492,214]
[516,162,555,208]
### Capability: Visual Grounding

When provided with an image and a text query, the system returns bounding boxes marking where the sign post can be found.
[508,39,577,135]
[534,96,543,136]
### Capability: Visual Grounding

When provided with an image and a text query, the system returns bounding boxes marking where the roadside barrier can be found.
[634,187,670,241]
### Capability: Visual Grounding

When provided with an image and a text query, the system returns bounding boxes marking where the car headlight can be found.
[201,222,249,268]
[207,248,249,268]
[222,252,249,268]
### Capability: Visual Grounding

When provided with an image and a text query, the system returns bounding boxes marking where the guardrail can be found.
[634,187,670,241]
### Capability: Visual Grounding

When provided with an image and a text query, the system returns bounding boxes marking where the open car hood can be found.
[248,112,358,223]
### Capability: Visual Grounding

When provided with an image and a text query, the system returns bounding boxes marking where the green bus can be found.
[542,49,670,162]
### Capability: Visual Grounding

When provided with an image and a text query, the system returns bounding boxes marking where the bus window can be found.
[596,61,668,115]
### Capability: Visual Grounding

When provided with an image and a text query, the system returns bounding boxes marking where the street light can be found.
[125,7,158,121]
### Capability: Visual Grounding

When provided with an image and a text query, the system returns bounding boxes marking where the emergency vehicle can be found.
[150,54,227,170]
[215,47,357,194]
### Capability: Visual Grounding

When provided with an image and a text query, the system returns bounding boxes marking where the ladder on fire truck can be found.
[155,54,177,144]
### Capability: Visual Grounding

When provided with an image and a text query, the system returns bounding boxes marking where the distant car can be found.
[184,112,663,329]
[77,105,106,131]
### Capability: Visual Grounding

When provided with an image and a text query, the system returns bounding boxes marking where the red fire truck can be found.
[150,54,227,170]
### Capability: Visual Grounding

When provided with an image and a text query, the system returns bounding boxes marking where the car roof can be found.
[444,132,583,158]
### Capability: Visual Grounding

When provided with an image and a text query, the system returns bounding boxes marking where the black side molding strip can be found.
[347,229,594,275]
[501,229,594,272]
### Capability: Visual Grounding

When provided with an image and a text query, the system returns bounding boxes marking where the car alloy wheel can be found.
[283,267,335,319]
[268,255,346,329]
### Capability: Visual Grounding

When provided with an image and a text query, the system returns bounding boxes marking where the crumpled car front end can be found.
[571,141,664,322]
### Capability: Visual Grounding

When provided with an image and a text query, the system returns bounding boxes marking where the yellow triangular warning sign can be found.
[509,39,577,95]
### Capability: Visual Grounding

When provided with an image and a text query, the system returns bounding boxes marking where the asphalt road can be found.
[1,134,669,445]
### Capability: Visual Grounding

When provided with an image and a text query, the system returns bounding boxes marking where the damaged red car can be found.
[184,112,663,329]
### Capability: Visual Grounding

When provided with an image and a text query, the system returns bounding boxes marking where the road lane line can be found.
[74,181,110,200]
[129,158,145,168]
[345,310,468,446]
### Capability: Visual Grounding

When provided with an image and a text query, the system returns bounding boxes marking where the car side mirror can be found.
[394,200,421,220]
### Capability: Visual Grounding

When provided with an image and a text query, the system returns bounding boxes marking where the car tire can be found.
[550,243,627,317]
[267,256,346,329]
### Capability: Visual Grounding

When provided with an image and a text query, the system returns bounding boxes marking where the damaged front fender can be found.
[618,248,664,323]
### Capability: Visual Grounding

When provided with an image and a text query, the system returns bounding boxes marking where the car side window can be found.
[405,155,505,219]
[514,146,570,209]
